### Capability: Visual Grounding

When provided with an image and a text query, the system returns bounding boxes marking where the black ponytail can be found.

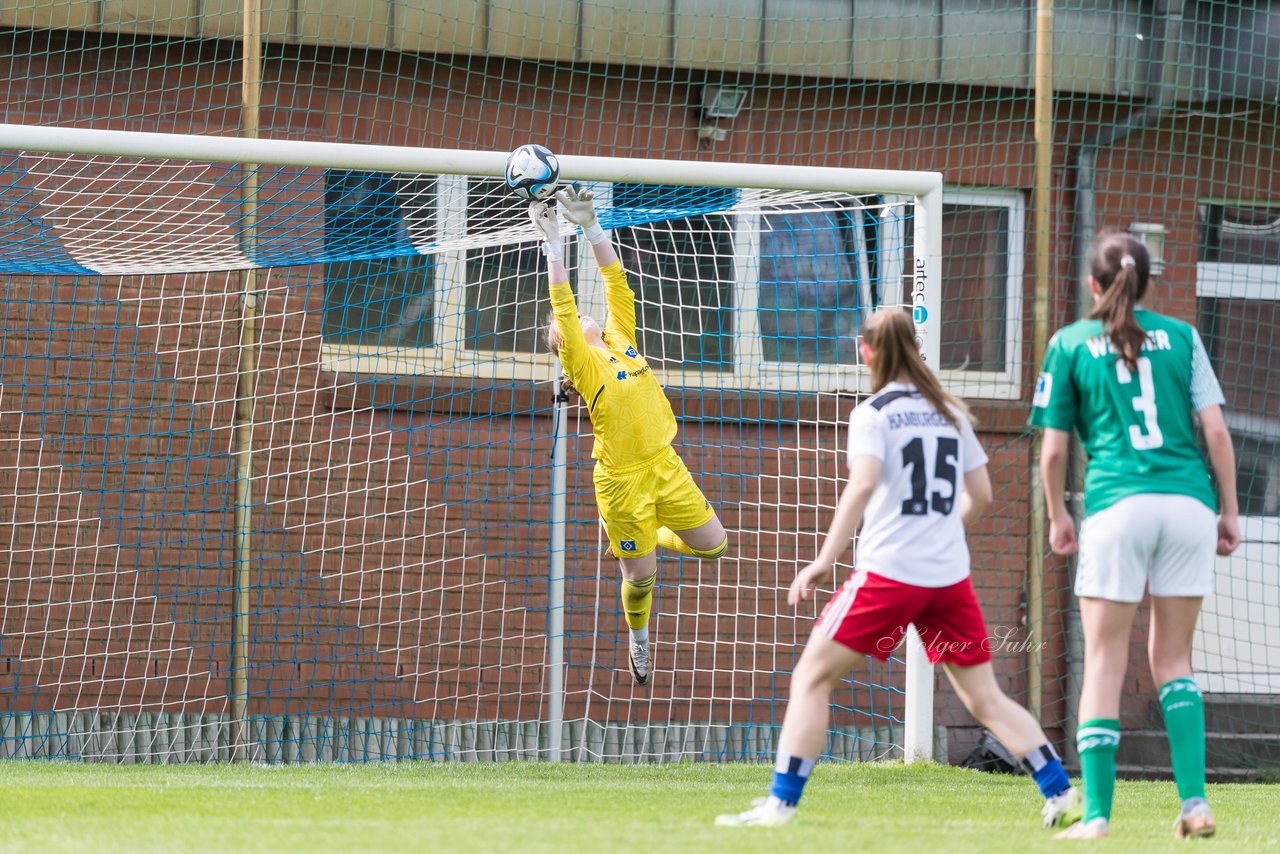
[1087,231,1150,371]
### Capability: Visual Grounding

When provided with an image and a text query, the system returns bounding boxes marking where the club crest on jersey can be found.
[616,371,627,380]
[1033,372,1052,407]
[619,540,636,552]
[624,346,638,358]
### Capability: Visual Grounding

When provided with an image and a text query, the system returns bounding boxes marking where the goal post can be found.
[0,123,943,765]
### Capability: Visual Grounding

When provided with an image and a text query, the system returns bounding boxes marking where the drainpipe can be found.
[1063,0,1187,763]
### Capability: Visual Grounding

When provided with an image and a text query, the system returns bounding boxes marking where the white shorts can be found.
[1076,493,1217,603]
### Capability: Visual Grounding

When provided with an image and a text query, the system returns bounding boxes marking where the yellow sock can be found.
[620,572,657,631]
[657,526,728,560]
[657,526,697,556]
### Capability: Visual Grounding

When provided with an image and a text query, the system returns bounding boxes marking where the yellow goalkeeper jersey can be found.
[550,261,677,470]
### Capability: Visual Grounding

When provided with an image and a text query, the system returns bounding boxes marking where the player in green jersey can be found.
[1030,231,1241,840]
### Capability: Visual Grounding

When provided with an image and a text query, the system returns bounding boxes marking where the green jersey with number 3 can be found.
[1029,310,1222,517]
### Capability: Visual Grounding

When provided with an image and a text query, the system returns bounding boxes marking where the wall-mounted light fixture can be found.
[701,85,749,119]
[1129,222,1166,276]
[697,86,748,149]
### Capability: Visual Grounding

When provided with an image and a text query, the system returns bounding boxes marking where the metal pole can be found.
[230,0,263,764]
[546,367,569,762]
[1027,0,1055,725]
[903,631,935,763]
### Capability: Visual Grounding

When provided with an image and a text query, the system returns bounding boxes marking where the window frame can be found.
[319,179,1026,401]
[1196,198,1280,519]
[934,187,1026,401]
[1197,199,1280,300]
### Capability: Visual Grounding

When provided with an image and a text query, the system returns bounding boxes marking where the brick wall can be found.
[3,33,1277,760]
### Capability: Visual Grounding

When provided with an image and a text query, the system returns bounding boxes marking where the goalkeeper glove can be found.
[529,202,563,262]
[556,186,608,245]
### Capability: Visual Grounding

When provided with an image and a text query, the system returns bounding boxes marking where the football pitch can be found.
[3,762,1278,853]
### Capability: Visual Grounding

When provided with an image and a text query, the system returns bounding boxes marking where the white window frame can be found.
[319,180,1025,401]
[1193,200,1280,691]
[935,188,1026,401]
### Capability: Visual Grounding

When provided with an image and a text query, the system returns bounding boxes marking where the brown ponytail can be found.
[862,307,973,428]
[1087,230,1150,371]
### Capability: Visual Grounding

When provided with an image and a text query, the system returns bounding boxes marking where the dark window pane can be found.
[465,179,561,354]
[758,206,866,365]
[614,218,734,371]
[900,201,1012,372]
[1233,433,1280,517]
[323,170,433,346]
[940,204,1010,372]
[324,257,434,347]
[612,184,735,371]
[1199,203,1280,264]
[1198,295,1280,515]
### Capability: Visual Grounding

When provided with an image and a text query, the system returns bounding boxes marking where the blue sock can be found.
[769,753,815,807]
[1022,743,1071,799]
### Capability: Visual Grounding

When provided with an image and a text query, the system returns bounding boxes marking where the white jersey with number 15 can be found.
[847,381,989,588]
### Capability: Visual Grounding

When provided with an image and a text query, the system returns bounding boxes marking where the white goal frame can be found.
[0,122,943,764]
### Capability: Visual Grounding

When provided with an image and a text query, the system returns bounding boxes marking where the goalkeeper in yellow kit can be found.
[531,187,730,686]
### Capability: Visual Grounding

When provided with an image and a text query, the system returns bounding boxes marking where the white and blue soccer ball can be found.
[504,143,560,201]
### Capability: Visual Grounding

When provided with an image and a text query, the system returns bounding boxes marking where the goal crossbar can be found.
[0,123,943,196]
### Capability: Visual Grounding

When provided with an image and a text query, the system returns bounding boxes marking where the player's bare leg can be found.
[717,631,863,827]
[1071,598,1139,837]
[945,662,1081,830]
[618,550,659,685]
[658,513,729,560]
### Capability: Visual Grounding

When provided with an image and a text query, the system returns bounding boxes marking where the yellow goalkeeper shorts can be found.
[593,446,716,558]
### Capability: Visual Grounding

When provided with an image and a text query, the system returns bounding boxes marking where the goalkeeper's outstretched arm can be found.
[531,201,602,394]
[555,186,636,348]
[557,186,618,268]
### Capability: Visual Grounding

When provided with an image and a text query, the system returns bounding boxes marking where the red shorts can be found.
[815,571,992,667]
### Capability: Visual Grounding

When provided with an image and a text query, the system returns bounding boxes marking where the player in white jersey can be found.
[717,307,1080,830]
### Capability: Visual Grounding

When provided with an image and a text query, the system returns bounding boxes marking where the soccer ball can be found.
[504,144,560,201]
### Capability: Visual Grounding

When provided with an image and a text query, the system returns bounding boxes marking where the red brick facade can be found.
[2,32,1277,762]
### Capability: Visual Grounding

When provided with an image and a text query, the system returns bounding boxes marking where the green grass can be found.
[2,762,1278,853]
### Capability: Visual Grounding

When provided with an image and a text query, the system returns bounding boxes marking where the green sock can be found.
[1076,718,1120,822]
[1160,678,1207,802]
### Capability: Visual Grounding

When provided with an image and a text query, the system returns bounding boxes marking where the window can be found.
[899,189,1025,397]
[1201,203,1280,265]
[1197,202,1280,515]
[1193,202,1280,694]
[758,204,877,366]
[612,184,735,371]
[323,170,434,348]
[463,179,561,355]
[939,203,1012,373]
[319,177,1024,399]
